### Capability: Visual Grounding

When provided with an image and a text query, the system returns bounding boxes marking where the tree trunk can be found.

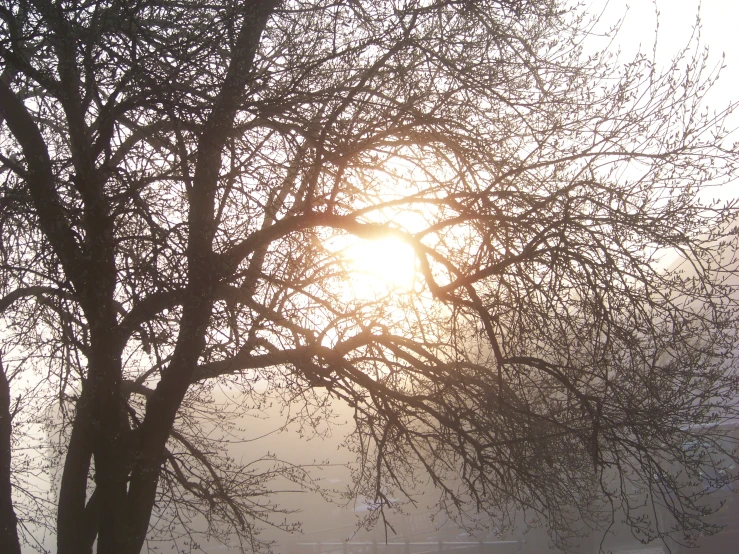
[119,3,279,552]
[0,358,21,554]
[56,392,94,554]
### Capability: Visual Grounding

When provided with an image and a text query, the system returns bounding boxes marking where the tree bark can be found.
[56,392,94,554]
[0,358,20,554]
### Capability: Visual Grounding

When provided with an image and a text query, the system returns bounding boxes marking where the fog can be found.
[7,1,739,553]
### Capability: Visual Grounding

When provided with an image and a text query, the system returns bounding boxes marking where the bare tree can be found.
[0,0,738,552]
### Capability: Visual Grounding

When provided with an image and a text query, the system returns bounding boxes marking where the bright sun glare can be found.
[344,237,416,295]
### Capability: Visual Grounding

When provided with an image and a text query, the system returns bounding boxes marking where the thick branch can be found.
[0,81,86,288]
[122,4,280,553]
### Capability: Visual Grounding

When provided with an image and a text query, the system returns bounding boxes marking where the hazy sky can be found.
[587,0,739,204]
[592,0,738,114]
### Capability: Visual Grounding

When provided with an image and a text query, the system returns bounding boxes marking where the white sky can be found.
[587,0,739,203]
[590,0,738,117]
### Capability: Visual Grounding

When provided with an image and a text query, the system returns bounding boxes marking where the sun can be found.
[348,237,415,287]
[336,236,416,299]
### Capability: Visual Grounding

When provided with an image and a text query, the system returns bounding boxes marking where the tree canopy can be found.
[1,0,738,553]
